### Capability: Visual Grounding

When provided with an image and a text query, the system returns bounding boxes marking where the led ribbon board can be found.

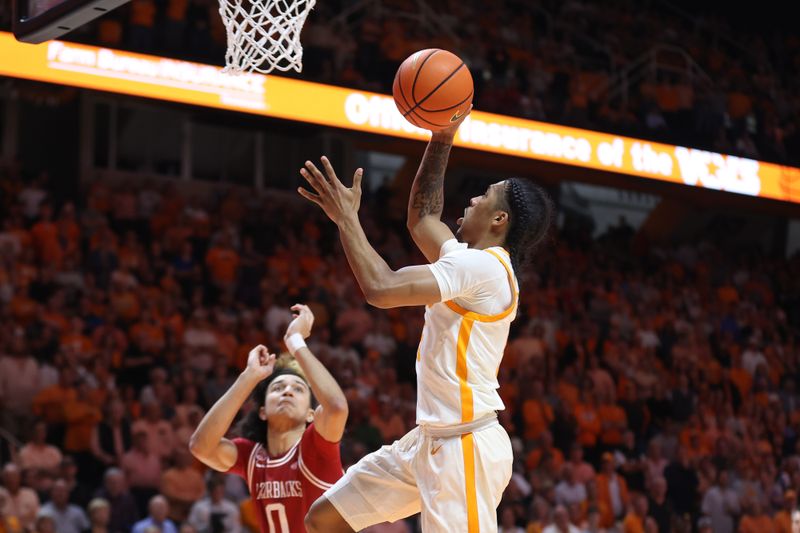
[2,32,799,203]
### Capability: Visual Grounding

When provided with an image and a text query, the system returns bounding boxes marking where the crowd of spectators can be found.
[1,159,800,533]
[2,0,799,167]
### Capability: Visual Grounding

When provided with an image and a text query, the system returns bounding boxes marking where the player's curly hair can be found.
[236,354,317,446]
[501,178,554,281]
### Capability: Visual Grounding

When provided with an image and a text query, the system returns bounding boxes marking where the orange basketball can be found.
[392,49,474,131]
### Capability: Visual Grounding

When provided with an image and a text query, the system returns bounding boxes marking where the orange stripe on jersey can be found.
[456,318,475,423]
[483,249,517,302]
[461,432,480,533]
[443,248,518,322]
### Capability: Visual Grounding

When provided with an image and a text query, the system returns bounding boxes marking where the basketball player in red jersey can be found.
[190,304,348,533]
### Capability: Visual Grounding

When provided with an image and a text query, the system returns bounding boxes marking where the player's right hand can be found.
[245,344,276,381]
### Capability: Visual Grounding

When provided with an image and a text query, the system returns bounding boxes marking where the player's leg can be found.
[417,423,513,533]
[309,427,423,532]
[304,496,353,533]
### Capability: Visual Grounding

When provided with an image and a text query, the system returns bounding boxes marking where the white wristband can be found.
[285,333,307,355]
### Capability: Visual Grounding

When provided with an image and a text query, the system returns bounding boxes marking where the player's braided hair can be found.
[502,178,554,281]
[237,355,317,445]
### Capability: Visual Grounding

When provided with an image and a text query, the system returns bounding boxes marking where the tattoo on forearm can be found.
[411,141,451,217]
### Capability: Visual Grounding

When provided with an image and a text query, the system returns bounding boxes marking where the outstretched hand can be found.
[285,304,314,340]
[431,104,472,141]
[298,156,363,225]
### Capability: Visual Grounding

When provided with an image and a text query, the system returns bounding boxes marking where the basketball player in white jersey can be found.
[297,110,554,533]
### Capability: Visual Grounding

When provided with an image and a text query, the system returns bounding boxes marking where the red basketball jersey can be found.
[227,424,343,533]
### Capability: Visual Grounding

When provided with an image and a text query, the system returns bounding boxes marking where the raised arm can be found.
[298,158,442,309]
[189,346,276,471]
[406,108,471,262]
[283,304,348,442]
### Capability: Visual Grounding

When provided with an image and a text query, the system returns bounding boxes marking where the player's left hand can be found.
[432,103,472,142]
[244,344,276,382]
[298,156,362,224]
[285,304,314,340]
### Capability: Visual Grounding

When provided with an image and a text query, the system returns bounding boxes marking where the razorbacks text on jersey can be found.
[227,424,342,533]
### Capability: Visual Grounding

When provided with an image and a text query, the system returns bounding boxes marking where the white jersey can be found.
[417,239,518,425]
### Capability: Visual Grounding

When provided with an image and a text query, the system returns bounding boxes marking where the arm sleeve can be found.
[298,424,343,486]
[77,508,91,530]
[427,239,505,303]
[225,438,256,479]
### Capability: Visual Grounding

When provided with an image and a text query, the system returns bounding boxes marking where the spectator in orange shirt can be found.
[598,391,627,450]
[369,395,406,443]
[30,204,62,268]
[738,497,776,533]
[160,448,205,522]
[526,431,564,472]
[554,337,579,384]
[59,317,94,363]
[205,234,240,290]
[32,366,77,428]
[522,380,555,443]
[596,453,629,528]
[130,308,165,356]
[774,490,796,533]
[62,380,103,478]
[622,493,647,533]
[574,389,602,453]
[109,274,140,324]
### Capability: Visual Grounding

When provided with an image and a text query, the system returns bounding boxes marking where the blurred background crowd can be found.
[2,0,800,532]
[2,0,799,166]
[0,161,799,533]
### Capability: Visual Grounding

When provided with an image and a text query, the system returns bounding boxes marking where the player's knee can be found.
[305,497,346,533]
[304,501,322,533]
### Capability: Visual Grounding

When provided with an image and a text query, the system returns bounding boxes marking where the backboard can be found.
[13,0,130,44]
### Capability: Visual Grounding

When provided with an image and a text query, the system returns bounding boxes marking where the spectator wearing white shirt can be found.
[0,329,41,434]
[555,465,588,508]
[187,476,241,533]
[701,469,739,533]
[18,174,48,220]
[18,421,62,475]
[0,463,40,531]
[130,401,175,459]
[543,505,581,533]
[742,336,767,377]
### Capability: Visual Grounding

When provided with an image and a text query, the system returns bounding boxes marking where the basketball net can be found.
[218,0,316,74]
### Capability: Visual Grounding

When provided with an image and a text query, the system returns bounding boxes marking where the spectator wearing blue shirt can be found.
[132,495,177,533]
[38,479,89,533]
